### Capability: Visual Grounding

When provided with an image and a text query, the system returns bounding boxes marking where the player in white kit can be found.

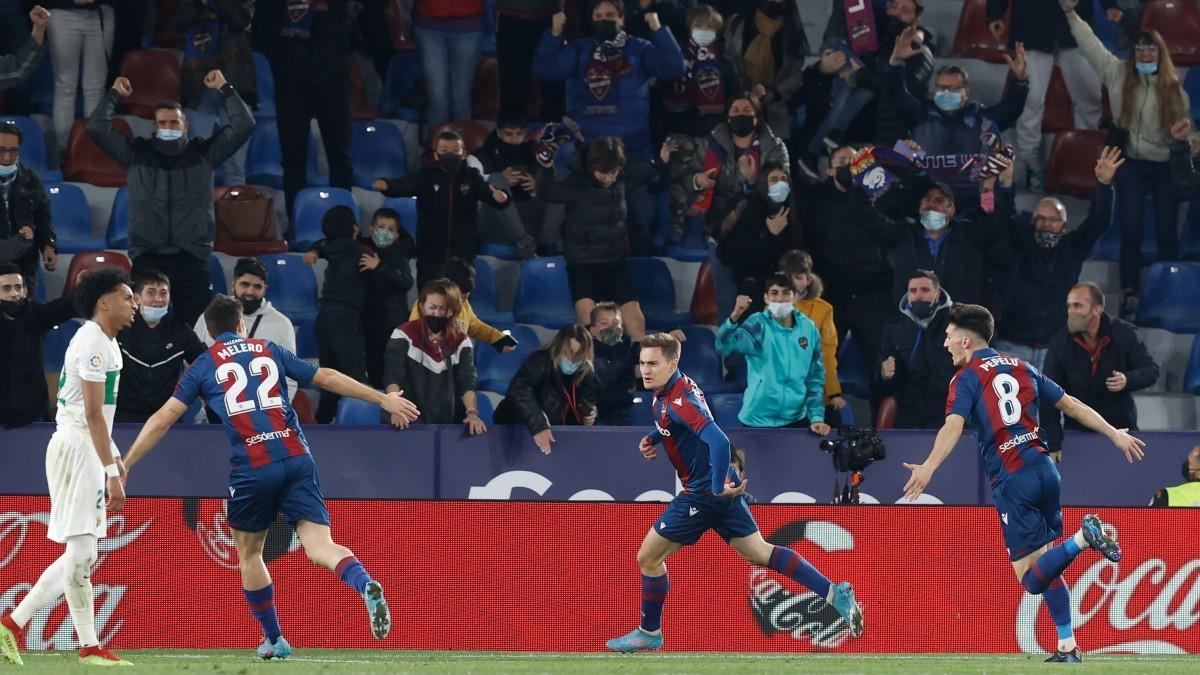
[0,268,137,667]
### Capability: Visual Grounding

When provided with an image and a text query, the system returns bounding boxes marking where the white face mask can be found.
[767,302,793,319]
[692,29,717,47]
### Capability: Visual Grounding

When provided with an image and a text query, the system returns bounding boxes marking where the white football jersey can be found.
[55,320,122,435]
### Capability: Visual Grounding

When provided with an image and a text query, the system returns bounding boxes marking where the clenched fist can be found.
[551,11,566,36]
[730,294,752,322]
[203,70,228,89]
[645,12,661,32]
[112,77,133,98]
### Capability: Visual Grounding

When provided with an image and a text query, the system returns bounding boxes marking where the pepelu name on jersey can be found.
[245,428,292,446]
[654,422,672,437]
[998,428,1040,452]
[217,341,264,360]
[980,356,1021,371]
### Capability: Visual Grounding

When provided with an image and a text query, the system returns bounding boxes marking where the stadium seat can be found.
[1044,129,1106,200]
[690,259,718,325]
[105,186,130,249]
[628,394,652,426]
[475,324,540,393]
[1092,0,1122,53]
[117,49,182,118]
[0,115,57,178]
[45,183,104,253]
[1184,334,1200,394]
[294,316,318,358]
[63,251,132,294]
[336,397,383,425]
[290,187,359,251]
[349,59,379,121]
[837,333,870,399]
[1004,67,1073,133]
[665,214,708,262]
[259,254,319,320]
[513,257,576,327]
[379,51,422,122]
[628,257,691,329]
[471,258,514,325]
[875,396,897,429]
[952,0,1010,64]
[63,117,130,187]
[245,118,320,189]
[1135,262,1200,332]
[479,243,521,260]
[705,393,743,428]
[475,392,496,425]
[351,121,407,189]
[472,55,500,121]
[1141,0,1200,66]
[42,319,81,373]
[427,120,490,154]
[252,52,275,118]
[382,197,418,240]
[1185,68,1200,124]
[208,255,228,297]
[1090,196,1160,263]
[677,327,729,393]
[293,389,316,425]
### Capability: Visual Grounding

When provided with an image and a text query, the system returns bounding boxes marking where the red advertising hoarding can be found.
[1,499,1196,653]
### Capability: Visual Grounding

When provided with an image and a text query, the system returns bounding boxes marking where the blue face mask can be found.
[1135,61,1158,76]
[933,90,964,112]
[0,162,16,177]
[140,305,169,323]
[155,129,184,141]
[920,210,948,231]
[767,181,791,203]
[559,357,582,375]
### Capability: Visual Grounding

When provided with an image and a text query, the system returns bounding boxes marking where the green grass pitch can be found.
[9,651,1197,673]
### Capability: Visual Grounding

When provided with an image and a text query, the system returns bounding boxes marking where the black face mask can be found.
[909,300,935,320]
[593,19,619,41]
[758,0,785,18]
[882,15,909,42]
[0,298,28,315]
[834,165,852,187]
[425,315,450,333]
[728,115,756,137]
[438,154,463,172]
[240,296,263,315]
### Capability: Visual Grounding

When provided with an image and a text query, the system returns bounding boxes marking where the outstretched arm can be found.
[312,367,420,421]
[903,414,966,500]
[1055,394,1145,462]
[125,398,188,471]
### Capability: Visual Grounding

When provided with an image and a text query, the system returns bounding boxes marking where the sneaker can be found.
[0,613,24,666]
[1045,647,1084,663]
[605,627,663,653]
[78,645,133,667]
[1081,514,1121,562]
[363,580,391,640]
[256,636,292,660]
[829,581,865,638]
[1028,168,1045,192]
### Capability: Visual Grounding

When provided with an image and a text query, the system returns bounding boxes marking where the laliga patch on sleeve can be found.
[88,354,104,369]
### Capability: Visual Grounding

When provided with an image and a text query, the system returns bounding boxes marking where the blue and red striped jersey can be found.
[946,347,1065,484]
[174,332,319,470]
[651,370,721,495]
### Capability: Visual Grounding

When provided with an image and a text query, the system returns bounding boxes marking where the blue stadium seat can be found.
[252,52,275,118]
[351,121,407,189]
[1185,62,1200,121]
[1092,0,1122,54]
[1185,334,1200,394]
[294,316,318,358]
[513,257,576,327]
[838,404,855,427]
[472,258,513,324]
[838,333,870,398]
[290,187,359,251]
[381,197,418,240]
[475,324,540,393]
[479,243,520,260]
[1090,197,1159,263]
[336,397,383,425]
[43,319,82,373]
[627,257,691,329]
[706,393,744,428]
[475,393,495,425]
[208,255,227,296]
[0,115,59,179]
[665,214,709,262]
[258,254,319,320]
[678,327,729,393]
[105,186,129,248]
[379,52,422,122]
[45,183,104,253]
[628,395,652,426]
[246,119,320,189]
[1135,262,1200,333]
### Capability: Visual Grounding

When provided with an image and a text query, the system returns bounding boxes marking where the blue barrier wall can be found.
[0,424,1191,505]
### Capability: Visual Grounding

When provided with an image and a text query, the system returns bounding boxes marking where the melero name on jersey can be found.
[217,340,265,360]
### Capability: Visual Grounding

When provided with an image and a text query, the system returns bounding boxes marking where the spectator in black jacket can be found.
[360,207,415,389]
[495,324,599,453]
[589,301,639,426]
[1041,282,1159,453]
[994,147,1122,370]
[0,262,76,428]
[1169,119,1200,196]
[373,130,511,288]
[0,5,48,96]
[115,270,206,423]
[715,161,800,311]
[875,269,955,429]
[0,121,56,296]
[472,114,547,259]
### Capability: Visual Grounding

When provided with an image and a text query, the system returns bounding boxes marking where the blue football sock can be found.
[768,546,832,599]
[1043,577,1074,641]
[1021,541,1081,595]
[243,583,282,642]
[335,556,372,594]
[639,573,669,633]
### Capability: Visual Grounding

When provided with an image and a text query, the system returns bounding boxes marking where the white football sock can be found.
[11,554,68,627]
[62,535,98,647]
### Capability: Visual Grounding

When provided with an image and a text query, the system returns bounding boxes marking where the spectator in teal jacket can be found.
[715,273,831,434]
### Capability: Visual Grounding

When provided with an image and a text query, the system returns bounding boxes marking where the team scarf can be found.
[662,40,727,115]
[584,31,632,102]
[844,0,880,55]
[184,2,221,61]
[530,117,586,166]
[281,0,329,40]
[689,136,762,214]
[850,134,1016,202]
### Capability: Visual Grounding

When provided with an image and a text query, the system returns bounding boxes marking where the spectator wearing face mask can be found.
[715,161,800,311]
[472,113,554,258]
[373,130,511,288]
[993,147,1121,370]
[406,256,517,354]
[875,269,955,429]
[716,274,828,433]
[0,262,77,428]
[588,301,639,426]
[779,249,845,427]
[724,0,809,141]
[359,207,415,389]
[0,120,56,297]
[1150,446,1200,507]
[494,324,599,454]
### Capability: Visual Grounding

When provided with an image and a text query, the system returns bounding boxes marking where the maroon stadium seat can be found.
[118,49,182,119]
[1044,129,1107,199]
[953,0,1011,64]
[690,260,717,326]
[63,251,133,294]
[427,120,490,154]
[63,117,130,187]
[1141,0,1200,67]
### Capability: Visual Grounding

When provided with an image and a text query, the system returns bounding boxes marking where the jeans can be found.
[806,76,874,156]
[48,6,114,153]
[1015,48,1101,169]
[1115,158,1179,292]
[186,89,249,186]
[992,338,1049,372]
[414,26,483,129]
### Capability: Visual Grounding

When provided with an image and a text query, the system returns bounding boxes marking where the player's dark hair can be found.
[641,332,681,362]
[233,257,268,284]
[0,120,23,144]
[909,268,941,290]
[0,262,22,277]
[133,269,170,294]
[544,324,594,380]
[764,272,795,294]
[590,301,620,326]
[443,258,476,296]
[948,304,995,344]
[205,294,243,337]
[74,267,130,318]
[1071,282,1105,307]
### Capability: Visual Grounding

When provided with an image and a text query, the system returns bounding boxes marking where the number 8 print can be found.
[992,373,1022,425]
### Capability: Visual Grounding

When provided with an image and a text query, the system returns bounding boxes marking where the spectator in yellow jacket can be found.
[406,258,517,353]
[780,249,847,426]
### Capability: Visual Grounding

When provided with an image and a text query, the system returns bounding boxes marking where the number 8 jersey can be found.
[945,347,1066,484]
[174,332,319,470]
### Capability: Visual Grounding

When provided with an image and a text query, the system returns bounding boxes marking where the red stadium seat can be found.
[293,389,316,425]
[472,56,499,121]
[1141,0,1200,67]
[1044,129,1107,199]
[427,120,490,153]
[63,251,133,294]
[384,0,416,51]
[350,60,379,121]
[1003,66,1074,133]
[117,49,182,119]
[689,259,718,326]
[952,0,1011,64]
[63,117,130,187]
[874,396,897,430]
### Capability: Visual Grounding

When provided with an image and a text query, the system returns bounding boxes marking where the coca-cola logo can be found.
[181,499,298,569]
[749,520,854,648]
